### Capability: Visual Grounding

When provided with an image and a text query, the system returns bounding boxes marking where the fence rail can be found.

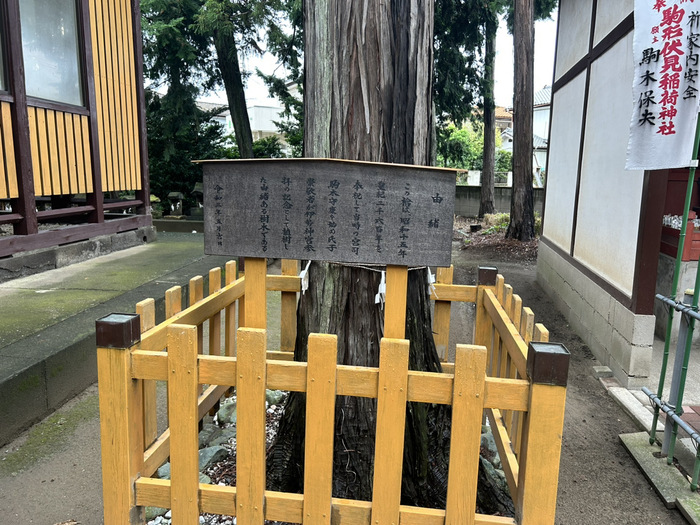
[96,259,569,524]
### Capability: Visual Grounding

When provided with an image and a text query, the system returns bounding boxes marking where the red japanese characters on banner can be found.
[627,0,700,170]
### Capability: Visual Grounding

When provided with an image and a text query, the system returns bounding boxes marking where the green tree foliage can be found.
[258,0,558,162]
[142,0,293,205]
[141,0,225,208]
[219,136,287,159]
[495,149,513,172]
[197,0,284,158]
[437,122,483,169]
[141,0,218,93]
[258,0,304,156]
[145,89,228,209]
[433,0,483,127]
[438,121,510,172]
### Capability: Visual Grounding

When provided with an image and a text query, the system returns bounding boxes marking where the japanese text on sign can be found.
[202,159,456,267]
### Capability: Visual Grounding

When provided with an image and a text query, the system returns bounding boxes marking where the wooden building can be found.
[538,0,699,387]
[0,0,150,258]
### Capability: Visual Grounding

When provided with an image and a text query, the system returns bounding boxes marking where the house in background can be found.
[533,85,551,180]
[0,0,152,262]
[500,86,550,186]
[537,0,695,388]
[495,106,513,135]
[198,98,292,156]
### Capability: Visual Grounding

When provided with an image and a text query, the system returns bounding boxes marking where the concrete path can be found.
[0,232,231,448]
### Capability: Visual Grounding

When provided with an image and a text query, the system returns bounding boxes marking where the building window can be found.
[19,0,82,106]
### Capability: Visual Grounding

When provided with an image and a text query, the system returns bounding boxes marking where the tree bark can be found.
[268,0,449,506]
[479,10,498,218]
[506,0,535,240]
[267,1,514,515]
[214,29,254,158]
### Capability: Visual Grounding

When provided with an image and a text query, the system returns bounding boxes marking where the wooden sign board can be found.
[202,158,456,267]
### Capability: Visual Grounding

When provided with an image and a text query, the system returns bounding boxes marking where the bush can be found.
[481,213,510,235]
[479,212,542,237]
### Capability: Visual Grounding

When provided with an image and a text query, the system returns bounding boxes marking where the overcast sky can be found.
[494,12,558,107]
[204,12,560,110]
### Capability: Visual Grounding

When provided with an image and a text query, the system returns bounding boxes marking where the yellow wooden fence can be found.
[96,260,569,525]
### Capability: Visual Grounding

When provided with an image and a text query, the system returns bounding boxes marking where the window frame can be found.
[0,1,9,96]
[17,0,87,109]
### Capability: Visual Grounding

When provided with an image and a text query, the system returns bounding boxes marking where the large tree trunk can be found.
[267,1,514,515]
[267,0,447,506]
[214,29,254,158]
[506,0,536,240]
[479,10,498,218]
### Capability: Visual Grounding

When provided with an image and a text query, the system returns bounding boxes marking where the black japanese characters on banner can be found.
[628,0,700,170]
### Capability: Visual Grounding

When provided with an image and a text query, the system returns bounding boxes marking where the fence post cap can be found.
[526,342,570,387]
[478,267,498,285]
[96,313,141,349]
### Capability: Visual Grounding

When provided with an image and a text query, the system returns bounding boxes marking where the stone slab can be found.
[679,496,700,525]
[609,386,663,433]
[592,365,614,378]
[620,431,700,523]
[0,226,155,284]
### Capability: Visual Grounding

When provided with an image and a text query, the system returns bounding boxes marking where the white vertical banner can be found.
[626,0,700,170]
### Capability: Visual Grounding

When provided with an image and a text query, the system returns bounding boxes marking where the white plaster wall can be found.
[594,0,633,46]
[534,150,547,174]
[575,34,644,297]
[541,72,587,252]
[247,105,283,133]
[533,106,550,139]
[554,0,593,81]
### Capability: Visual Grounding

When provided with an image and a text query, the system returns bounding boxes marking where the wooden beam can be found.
[0,214,150,258]
[131,0,151,213]
[5,0,37,235]
[79,0,104,223]
[384,265,408,339]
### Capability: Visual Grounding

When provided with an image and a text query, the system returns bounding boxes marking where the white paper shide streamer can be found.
[375,270,386,308]
[299,260,311,295]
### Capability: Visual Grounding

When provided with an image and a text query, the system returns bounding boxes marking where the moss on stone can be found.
[0,394,99,474]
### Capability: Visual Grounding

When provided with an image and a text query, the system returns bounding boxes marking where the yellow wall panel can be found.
[0,102,18,199]
[81,116,94,193]
[27,107,94,197]
[90,0,141,192]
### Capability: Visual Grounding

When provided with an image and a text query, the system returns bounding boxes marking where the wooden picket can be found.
[97,259,569,525]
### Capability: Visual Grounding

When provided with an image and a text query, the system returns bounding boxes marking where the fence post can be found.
[445,344,487,525]
[224,260,237,358]
[474,267,497,371]
[303,333,338,524]
[281,259,299,352]
[516,342,570,525]
[236,327,267,524]
[96,313,144,525]
[189,275,205,361]
[385,265,408,339]
[370,337,410,525]
[136,299,157,448]
[209,267,223,356]
[168,324,201,523]
[433,265,454,361]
